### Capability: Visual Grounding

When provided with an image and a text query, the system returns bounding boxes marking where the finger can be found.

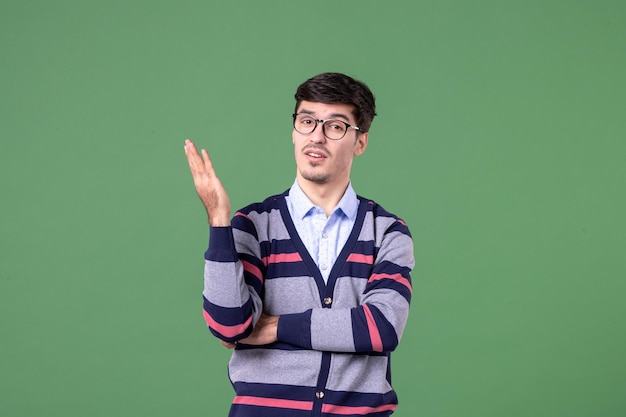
[200,149,215,172]
[220,340,236,349]
[184,139,198,157]
[184,140,206,174]
[185,140,217,177]
[184,139,198,160]
[200,149,222,180]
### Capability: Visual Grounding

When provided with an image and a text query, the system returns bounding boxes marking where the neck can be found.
[296,176,349,217]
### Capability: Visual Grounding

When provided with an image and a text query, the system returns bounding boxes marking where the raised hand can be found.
[184,139,232,226]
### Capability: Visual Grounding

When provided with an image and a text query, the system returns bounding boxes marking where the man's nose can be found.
[309,122,327,143]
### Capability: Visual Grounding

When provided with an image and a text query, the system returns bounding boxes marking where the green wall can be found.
[1,1,624,416]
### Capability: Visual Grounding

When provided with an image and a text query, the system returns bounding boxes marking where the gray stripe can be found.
[203,260,262,322]
[264,277,321,315]
[326,353,392,393]
[229,349,322,386]
[232,228,262,258]
[375,231,415,269]
[356,212,400,248]
[364,290,411,339]
[246,208,291,242]
[311,308,355,352]
[333,276,368,305]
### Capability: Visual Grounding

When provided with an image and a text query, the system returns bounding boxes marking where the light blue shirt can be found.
[285,180,359,283]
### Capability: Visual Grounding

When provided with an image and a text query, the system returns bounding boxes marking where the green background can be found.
[1,1,624,416]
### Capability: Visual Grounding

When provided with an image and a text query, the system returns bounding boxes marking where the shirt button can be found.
[322,232,328,239]
[316,391,325,399]
[324,297,332,306]
[321,264,327,270]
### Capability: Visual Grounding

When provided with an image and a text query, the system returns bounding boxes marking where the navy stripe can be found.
[371,260,411,275]
[276,310,312,349]
[367,304,399,352]
[259,240,271,256]
[228,404,311,417]
[205,227,239,262]
[228,404,310,417]
[384,219,412,238]
[232,381,314,401]
[203,296,253,327]
[366,278,412,303]
[232,211,259,241]
[350,304,399,352]
[367,261,412,301]
[266,263,310,279]
[340,261,373,279]
[209,328,251,343]
[229,381,315,417]
[205,249,239,262]
[234,341,311,351]
[269,239,300,253]
[324,387,398,408]
[239,253,265,294]
[350,240,376,255]
[350,308,373,352]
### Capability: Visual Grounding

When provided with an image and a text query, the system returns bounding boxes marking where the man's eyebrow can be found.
[298,109,352,122]
[328,112,352,121]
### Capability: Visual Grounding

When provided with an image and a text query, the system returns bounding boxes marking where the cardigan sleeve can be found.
[201,214,265,343]
[277,218,414,353]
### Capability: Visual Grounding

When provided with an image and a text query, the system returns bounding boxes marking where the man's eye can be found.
[328,122,345,131]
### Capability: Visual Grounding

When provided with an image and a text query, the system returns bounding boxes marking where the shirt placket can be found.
[312,209,329,279]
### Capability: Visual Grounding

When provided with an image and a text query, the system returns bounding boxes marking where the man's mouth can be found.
[303,147,328,159]
[306,151,326,158]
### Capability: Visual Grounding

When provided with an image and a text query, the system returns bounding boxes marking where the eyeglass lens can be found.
[293,114,349,140]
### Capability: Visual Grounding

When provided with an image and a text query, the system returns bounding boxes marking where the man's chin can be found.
[300,171,330,184]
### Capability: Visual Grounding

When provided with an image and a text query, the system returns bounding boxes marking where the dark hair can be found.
[294,72,377,133]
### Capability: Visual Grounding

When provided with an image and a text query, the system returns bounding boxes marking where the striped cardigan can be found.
[202,189,414,417]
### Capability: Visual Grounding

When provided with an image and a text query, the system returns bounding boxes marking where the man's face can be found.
[292,101,368,187]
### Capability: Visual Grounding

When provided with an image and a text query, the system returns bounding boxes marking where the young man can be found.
[184,72,414,417]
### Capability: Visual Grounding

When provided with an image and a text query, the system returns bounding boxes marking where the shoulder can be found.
[357,195,412,237]
[357,196,414,269]
[231,190,290,236]
[235,190,289,217]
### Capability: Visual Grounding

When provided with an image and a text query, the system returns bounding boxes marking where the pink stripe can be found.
[234,211,251,220]
[362,304,383,352]
[264,252,303,265]
[346,253,374,264]
[369,273,412,294]
[322,402,397,415]
[202,310,253,338]
[233,395,313,411]
[242,260,263,283]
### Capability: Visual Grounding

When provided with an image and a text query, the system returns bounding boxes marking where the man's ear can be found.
[354,132,368,156]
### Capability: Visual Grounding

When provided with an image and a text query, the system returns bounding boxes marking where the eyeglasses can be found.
[292,113,361,140]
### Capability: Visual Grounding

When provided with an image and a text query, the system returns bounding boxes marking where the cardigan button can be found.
[323,297,332,306]
[316,391,325,399]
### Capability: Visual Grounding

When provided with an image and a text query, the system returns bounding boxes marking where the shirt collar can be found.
[288,180,359,221]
